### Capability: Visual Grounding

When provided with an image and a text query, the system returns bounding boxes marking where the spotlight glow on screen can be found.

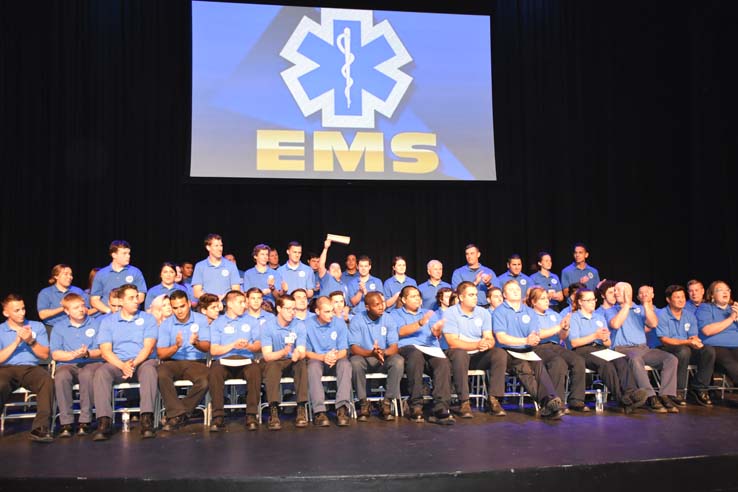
[191,2,496,181]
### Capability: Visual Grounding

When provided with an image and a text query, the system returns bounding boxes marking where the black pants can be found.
[573,345,636,402]
[446,347,507,400]
[263,358,308,404]
[400,345,451,413]
[713,346,738,387]
[208,360,262,417]
[659,344,716,390]
[505,351,559,405]
[533,343,586,403]
[157,359,209,418]
[0,365,53,430]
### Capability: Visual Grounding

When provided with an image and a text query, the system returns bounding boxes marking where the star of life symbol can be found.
[280,9,413,129]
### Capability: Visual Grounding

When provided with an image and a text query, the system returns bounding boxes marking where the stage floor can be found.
[2,397,738,491]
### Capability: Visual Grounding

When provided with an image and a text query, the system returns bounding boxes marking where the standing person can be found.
[307,252,321,296]
[268,248,280,270]
[92,284,159,441]
[530,252,564,310]
[192,234,241,300]
[451,244,496,306]
[260,295,309,430]
[145,262,187,310]
[696,280,738,391]
[656,285,715,406]
[37,264,89,325]
[157,290,211,431]
[0,294,54,442]
[393,286,454,424]
[349,292,403,422]
[383,257,417,311]
[685,280,705,315]
[224,253,245,278]
[561,243,601,298]
[243,244,281,305]
[277,241,316,297]
[181,261,194,285]
[605,282,680,414]
[347,256,383,313]
[495,254,534,298]
[343,254,358,283]
[317,239,349,302]
[51,293,104,437]
[418,260,452,310]
[90,240,147,314]
[304,297,352,427]
[444,282,508,419]
[208,291,262,431]
[568,289,648,412]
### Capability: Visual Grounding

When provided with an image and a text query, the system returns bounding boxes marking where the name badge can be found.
[224,325,235,335]
[285,333,296,344]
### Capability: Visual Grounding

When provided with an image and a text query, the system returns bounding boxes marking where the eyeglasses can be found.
[715,288,732,293]
[580,298,596,302]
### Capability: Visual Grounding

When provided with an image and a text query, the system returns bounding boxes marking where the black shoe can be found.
[93,417,113,441]
[647,395,667,413]
[77,422,92,436]
[660,395,679,414]
[245,414,259,431]
[209,416,225,432]
[140,412,156,438]
[622,388,649,410]
[540,397,565,420]
[428,409,455,425]
[162,414,186,432]
[314,412,330,427]
[267,405,281,431]
[568,400,590,413]
[295,405,308,428]
[29,427,53,443]
[357,399,370,422]
[488,396,506,416]
[690,389,713,407]
[336,406,350,427]
[671,390,687,407]
[410,406,424,423]
[381,399,395,421]
[58,424,73,438]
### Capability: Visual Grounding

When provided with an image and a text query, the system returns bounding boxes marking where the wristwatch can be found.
[27,338,37,347]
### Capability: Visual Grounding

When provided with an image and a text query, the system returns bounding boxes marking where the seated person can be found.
[696,280,738,393]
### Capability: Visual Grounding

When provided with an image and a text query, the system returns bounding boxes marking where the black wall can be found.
[2,0,737,315]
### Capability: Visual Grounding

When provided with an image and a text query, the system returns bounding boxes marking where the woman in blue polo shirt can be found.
[530,252,565,311]
[696,280,738,385]
[383,256,417,310]
[145,262,186,310]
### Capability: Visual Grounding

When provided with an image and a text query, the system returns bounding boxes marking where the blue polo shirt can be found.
[243,266,281,304]
[443,304,492,342]
[383,276,417,310]
[50,316,102,365]
[144,283,187,310]
[696,303,738,348]
[91,264,147,307]
[392,307,440,348]
[305,316,348,354]
[530,272,563,307]
[569,311,608,345]
[319,272,349,301]
[97,311,158,361]
[348,311,399,351]
[561,263,600,291]
[342,271,358,284]
[260,317,306,359]
[530,309,562,344]
[684,300,700,315]
[209,313,260,359]
[0,320,49,366]
[418,280,452,310]
[656,307,698,342]
[492,302,535,349]
[494,272,534,297]
[157,311,210,361]
[347,275,383,312]
[192,257,240,297]
[451,264,496,306]
[244,310,275,337]
[37,285,89,324]
[277,262,316,294]
[604,304,647,347]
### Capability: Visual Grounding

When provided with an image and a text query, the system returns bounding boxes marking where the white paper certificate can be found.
[591,348,627,361]
[506,350,542,361]
[412,345,446,358]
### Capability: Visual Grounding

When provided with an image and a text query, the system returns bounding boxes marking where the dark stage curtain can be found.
[1,0,737,315]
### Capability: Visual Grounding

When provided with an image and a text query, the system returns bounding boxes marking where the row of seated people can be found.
[4,271,738,443]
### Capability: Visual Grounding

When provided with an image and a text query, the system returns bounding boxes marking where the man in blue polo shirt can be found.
[444,281,508,419]
[243,244,281,305]
[349,292,403,422]
[157,290,211,431]
[605,281,679,413]
[90,240,147,314]
[0,294,54,442]
[51,292,103,438]
[37,264,89,325]
[492,281,565,419]
[561,242,600,298]
[494,254,534,298]
[418,260,452,310]
[342,254,358,283]
[305,297,352,427]
[348,256,383,314]
[277,241,316,297]
[685,279,705,315]
[192,234,241,300]
[655,285,714,406]
[318,239,349,302]
[451,244,496,306]
[92,284,159,440]
[261,295,308,430]
[208,290,262,431]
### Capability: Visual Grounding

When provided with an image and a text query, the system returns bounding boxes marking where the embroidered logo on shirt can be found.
[221,269,229,277]
[587,272,594,279]
[520,279,527,285]
[551,279,558,285]
[549,314,557,322]
[474,318,483,327]
[241,324,251,333]
[191,324,200,333]
[330,331,338,340]
[381,326,387,336]
[125,275,134,283]
[369,283,376,290]
[634,307,642,314]
[521,314,531,324]
[135,318,144,326]
[685,323,691,331]
[596,320,604,328]
[85,328,96,337]
[298,271,306,278]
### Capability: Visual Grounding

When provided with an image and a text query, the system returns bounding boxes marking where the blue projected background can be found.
[191,2,496,181]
